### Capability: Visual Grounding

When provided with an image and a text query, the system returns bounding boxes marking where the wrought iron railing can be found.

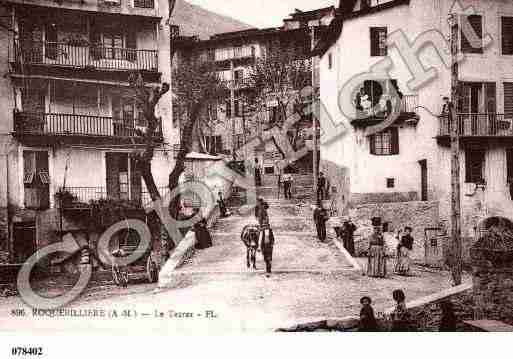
[438,113,513,137]
[215,46,255,62]
[134,0,154,8]
[14,111,162,139]
[400,94,418,113]
[14,41,158,72]
[63,187,108,204]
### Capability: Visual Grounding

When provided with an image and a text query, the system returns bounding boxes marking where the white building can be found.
[0,0,177,265]
[316,0,513,260]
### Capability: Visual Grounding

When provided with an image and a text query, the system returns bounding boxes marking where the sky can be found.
[185,0,338,28]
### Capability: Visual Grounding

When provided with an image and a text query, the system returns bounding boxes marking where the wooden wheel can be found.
[146,256,159,283]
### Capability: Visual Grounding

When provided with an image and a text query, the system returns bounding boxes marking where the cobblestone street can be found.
[0,193,464,333]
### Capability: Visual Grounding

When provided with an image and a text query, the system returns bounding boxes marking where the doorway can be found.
[419,159,428,201]
[12,222,36,264]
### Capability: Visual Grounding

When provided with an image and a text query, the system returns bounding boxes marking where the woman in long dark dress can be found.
[367,218,387,278]
[193,213,213,250]
[396,226,414,275]
[359,296,379,332]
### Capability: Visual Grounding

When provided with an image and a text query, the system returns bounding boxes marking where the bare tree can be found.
[248,45,312,150]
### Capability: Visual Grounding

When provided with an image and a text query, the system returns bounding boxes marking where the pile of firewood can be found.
[476,223,513,251]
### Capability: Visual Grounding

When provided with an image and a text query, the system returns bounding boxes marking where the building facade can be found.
[317,0,513,259]
[0,0,176,265]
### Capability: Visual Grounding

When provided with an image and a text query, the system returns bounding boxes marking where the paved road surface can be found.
[0,196,461,333]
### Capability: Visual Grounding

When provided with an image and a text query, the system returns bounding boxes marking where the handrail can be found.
[14,40,158,72]
[14,111,162,138]
[438,113,513,137]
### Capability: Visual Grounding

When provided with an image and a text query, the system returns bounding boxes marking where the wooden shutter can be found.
[502,17,513,55]
[45,24,57,60]
[459,83,471,113]
[504,83,513,117]
[126,29,136,62]
[461,15,483,54]
[90,21,101,60]
[507,149,513,181]
[390,127,399,155]
[370,28,379,56]
[216,136,223,154]
[465,149,485,183]
[106,153,120,199]
[369,135,376,155]
[225,100,231,118]
[130,156,142,204]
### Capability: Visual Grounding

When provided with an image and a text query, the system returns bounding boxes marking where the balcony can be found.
[437,113,513,145]
[12,41,158,72]
[225,77,252,89]
[351,94,419,127]
[214,47,255,62]
[14,111,162,145]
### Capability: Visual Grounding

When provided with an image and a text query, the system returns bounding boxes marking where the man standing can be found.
[256,198,274,277]
[254,158,262,187]
[317,172,326,202]
[282,173,293,199]
[342,218,357,256]
[313,201,329,242]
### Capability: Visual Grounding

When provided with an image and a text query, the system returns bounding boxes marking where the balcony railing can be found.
[438,113,513,137]
[14,41,158,72]
[214,47,255,62]
[14,111,162,139]
[134,0,154,8]
[63,187,108,204]
[355,94,419,120]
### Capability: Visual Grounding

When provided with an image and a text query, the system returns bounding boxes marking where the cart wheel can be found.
[146,257,159,283]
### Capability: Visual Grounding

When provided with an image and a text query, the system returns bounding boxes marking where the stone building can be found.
[0,0,176,266]
[172,6,336,179]
[316,0,513,260]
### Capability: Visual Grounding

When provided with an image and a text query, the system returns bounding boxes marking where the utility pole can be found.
[311,25,319,193]
[449,13,462,286]
[230,59,236,159]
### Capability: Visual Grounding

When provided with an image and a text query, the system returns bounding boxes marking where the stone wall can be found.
[348,201,440,260]
[319,159,350,216]
[350,191,419,206]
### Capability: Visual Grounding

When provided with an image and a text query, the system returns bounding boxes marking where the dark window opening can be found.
[23,151,50,209]
[370,27,387,57]
[465,148,485,183]
[507,149,513,200]
[205,135,223,155]
[328,53,333,69]
[370,127,399,156]
[386,178,395,188]
[461,14,483,54]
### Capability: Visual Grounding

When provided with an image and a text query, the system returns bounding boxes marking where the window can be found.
[507,149,513,182]
[459,82,496,113]
[502,17,513,55]
[205,135,223,155]
[234,69,243,84]
[234,134,244,149]
[134,0,154,9]
[370,127,399,155]
[461,15,483,54]
[234,99,241,117]
[328,53,333,69]
[465,148,485,183]
[370,27,387,56]
[386,178,395,188]
[225,100,231,118]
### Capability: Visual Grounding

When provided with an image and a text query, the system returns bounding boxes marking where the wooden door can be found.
[419,159,428,201]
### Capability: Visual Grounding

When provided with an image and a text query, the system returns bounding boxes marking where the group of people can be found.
[359,290,457,332]
[367,217,415,278]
